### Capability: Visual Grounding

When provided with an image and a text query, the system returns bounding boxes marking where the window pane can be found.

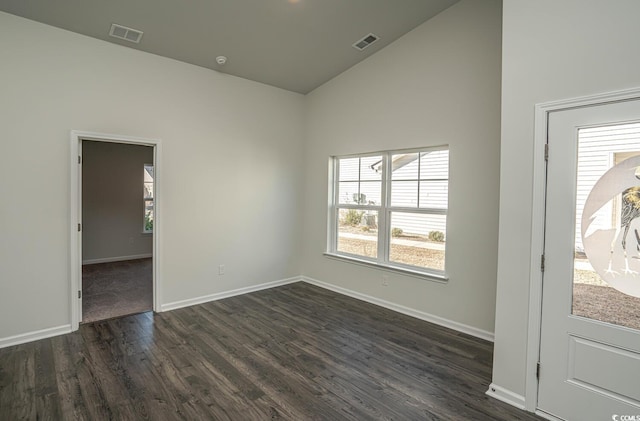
[338,156,382,204]
[389,212,446,271]
[144,164,154,199]
[418,180,448,209]
[338,181,360,205]
[420,150,449,179]
[391,180,418,207]
[359,181,382,205]
[144,199,154,232]
[339,158,359,181]
[144,182,153,199]
[144,164,154,232]
[392,153,419,180]
[337,209,378,258]
[360,156,383,181]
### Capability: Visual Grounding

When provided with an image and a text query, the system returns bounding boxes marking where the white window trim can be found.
[327,146,449,281]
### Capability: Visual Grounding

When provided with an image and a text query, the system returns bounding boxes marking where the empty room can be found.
[1,1,639,420]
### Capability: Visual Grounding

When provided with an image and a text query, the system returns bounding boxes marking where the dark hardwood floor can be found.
[0,282,543,420]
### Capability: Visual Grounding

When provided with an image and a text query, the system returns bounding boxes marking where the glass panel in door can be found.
[574,122,640,330]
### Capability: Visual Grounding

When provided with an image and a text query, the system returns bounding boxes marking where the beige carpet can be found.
[82,258,152,323]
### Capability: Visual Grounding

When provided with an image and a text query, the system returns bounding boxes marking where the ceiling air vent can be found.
[352,33,379,51]
[109,23,143,44]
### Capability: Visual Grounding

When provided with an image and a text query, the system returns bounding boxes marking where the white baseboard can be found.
[83,253,153,265]
[301,276,495,342]
[486,383,526,410]
[160,277,301,312]
[0,324,72,349]
[534,410,565,421]
[0,275,494,349]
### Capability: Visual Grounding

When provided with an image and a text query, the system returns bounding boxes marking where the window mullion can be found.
[387,206,448,215]
[357,157,361,204]
[336,204,380,211]
[378,153,391,264]
[417,152,421,209]
[329,158,340,253]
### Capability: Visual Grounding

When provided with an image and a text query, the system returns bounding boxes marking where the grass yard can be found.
[336,237,445,271]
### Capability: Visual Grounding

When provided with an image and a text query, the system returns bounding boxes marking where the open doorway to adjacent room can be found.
[80,139,155,323]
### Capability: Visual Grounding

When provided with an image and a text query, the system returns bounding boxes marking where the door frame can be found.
[69,130,163,331]
[526,86,640,413]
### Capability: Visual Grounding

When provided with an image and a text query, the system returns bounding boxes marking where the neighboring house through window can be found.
[144,164,154,233]
[328,146,449,278]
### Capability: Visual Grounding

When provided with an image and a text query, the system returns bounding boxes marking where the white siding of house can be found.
[390,150,449,237]
[336,150,449,237]
[575,123,640,251]
[391,213,446,236]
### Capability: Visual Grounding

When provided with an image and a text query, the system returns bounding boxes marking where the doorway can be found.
[81,140,154,322]
[70,131,162,329]
[536,98,640,419]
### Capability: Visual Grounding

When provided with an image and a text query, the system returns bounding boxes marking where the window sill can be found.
[141,231,153,236]
[323,252,448,283]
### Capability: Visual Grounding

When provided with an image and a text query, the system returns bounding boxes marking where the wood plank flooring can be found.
[0,282,543,420]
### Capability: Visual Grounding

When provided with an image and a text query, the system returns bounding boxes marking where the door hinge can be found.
[78,155,82,164]
[78,290,82,299]
[544,144,549,161]
[78,223,81,232]
[536,361,541,379]
[540,254,545,272]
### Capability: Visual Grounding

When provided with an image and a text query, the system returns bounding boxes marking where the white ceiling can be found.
[0,0,459,94]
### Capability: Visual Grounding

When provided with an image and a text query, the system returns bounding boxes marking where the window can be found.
[143,164,154,233]
[328,147,449,278]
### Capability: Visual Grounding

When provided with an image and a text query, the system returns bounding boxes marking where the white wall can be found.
[301,0,502,335]
[0,11,304,340]
[493,0,640,400]
[82,141,154,263]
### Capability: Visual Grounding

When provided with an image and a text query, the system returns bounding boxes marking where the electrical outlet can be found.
[218,264,225,275]
[381,275,389,287]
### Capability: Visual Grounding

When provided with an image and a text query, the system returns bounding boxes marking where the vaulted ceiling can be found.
[0,0,459,93]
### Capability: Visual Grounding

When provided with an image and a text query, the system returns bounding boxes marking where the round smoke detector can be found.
[216,56,227,65]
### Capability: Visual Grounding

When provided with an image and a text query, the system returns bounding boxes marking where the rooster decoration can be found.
[606,185,640,275]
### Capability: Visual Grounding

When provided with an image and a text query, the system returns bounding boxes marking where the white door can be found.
[539,99,640,420]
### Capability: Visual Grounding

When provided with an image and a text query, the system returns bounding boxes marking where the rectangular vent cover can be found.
[109,24,143,43]
[352,33,379,51]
